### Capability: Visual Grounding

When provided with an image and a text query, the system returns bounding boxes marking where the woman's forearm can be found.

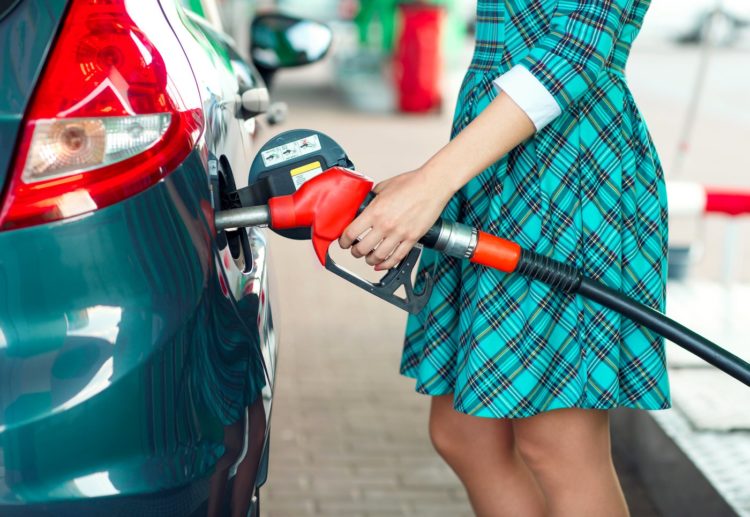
[419,92,537,196]
[339,92,538,270]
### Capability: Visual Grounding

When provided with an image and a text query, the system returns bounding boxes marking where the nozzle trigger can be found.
[324,246,433,314]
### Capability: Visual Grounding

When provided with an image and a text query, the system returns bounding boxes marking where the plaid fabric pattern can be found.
[401,0,671,418]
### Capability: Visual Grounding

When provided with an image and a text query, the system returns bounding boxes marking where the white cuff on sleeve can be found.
[493,64,562,131]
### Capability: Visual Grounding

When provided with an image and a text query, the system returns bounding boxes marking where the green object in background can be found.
[355,0,466,60]
[431,0,468,63]
[181,0,205,17]
[355,0,400,53]
[252,13,334,69]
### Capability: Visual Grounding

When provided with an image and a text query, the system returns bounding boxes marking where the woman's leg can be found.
[429,394,546,517]
[512,408,629,517]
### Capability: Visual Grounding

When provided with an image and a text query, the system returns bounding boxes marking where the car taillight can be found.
[0,0,203,231]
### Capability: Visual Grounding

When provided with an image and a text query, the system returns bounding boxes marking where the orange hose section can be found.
[470,231,522,273]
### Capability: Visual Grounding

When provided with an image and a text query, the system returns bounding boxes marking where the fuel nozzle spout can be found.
[215,205,271,231]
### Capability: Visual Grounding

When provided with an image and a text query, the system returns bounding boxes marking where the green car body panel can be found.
[0,0,278,512]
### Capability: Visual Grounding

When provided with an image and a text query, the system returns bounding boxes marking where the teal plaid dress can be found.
[401,0,671,418]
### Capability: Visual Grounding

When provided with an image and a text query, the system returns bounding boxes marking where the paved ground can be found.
[257,30,749,517]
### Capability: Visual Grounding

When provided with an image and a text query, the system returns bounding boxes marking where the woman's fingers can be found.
[351,228,383,258]
[341,169,454,269]
[365,236,400,266]
[374,241,413,271]
[339,211,374,249]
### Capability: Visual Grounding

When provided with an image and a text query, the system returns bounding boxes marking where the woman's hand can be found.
[338,167,456,271]
[337,92,536,272]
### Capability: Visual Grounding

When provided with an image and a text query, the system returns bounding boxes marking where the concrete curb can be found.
[611,408,738,517]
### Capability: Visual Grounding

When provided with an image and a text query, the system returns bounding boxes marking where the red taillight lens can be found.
[0,0,204,230]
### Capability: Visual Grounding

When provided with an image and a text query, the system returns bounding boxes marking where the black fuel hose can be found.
[577,277,750,386]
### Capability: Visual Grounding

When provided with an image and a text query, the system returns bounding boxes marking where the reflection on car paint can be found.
[204,231,270,516]
[72,471,119,498]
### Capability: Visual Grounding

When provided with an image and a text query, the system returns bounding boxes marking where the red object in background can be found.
[704,188,750,216]
[394,4,444,113]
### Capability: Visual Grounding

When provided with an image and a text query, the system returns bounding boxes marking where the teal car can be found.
[0,0,330,515]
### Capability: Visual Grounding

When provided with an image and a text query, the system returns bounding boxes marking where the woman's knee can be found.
[513,425,556,475]
[428,395,514,466]
[513,408,611,476]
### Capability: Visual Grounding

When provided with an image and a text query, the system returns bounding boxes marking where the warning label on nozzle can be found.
[290,161,324,189]
[261,135,322,167]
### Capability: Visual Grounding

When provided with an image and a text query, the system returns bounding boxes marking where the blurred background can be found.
[219,0,750,515]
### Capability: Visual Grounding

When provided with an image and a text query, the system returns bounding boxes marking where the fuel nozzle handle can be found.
[217,169,576,292]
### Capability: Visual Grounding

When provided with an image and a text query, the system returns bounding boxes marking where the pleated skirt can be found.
[401,68,671,418]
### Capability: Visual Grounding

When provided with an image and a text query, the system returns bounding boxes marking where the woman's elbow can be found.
[521,50,612,113]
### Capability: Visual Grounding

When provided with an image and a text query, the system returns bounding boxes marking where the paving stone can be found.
[363,487,458,504]
[310,477,400,491]
[262,497,316,516]
[670,369,750,431]
[318,498,406,516]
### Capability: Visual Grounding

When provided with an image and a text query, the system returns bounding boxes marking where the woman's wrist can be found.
[417,158,465,201]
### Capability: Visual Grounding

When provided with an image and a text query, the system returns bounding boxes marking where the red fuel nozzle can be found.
[268,167,374,264]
